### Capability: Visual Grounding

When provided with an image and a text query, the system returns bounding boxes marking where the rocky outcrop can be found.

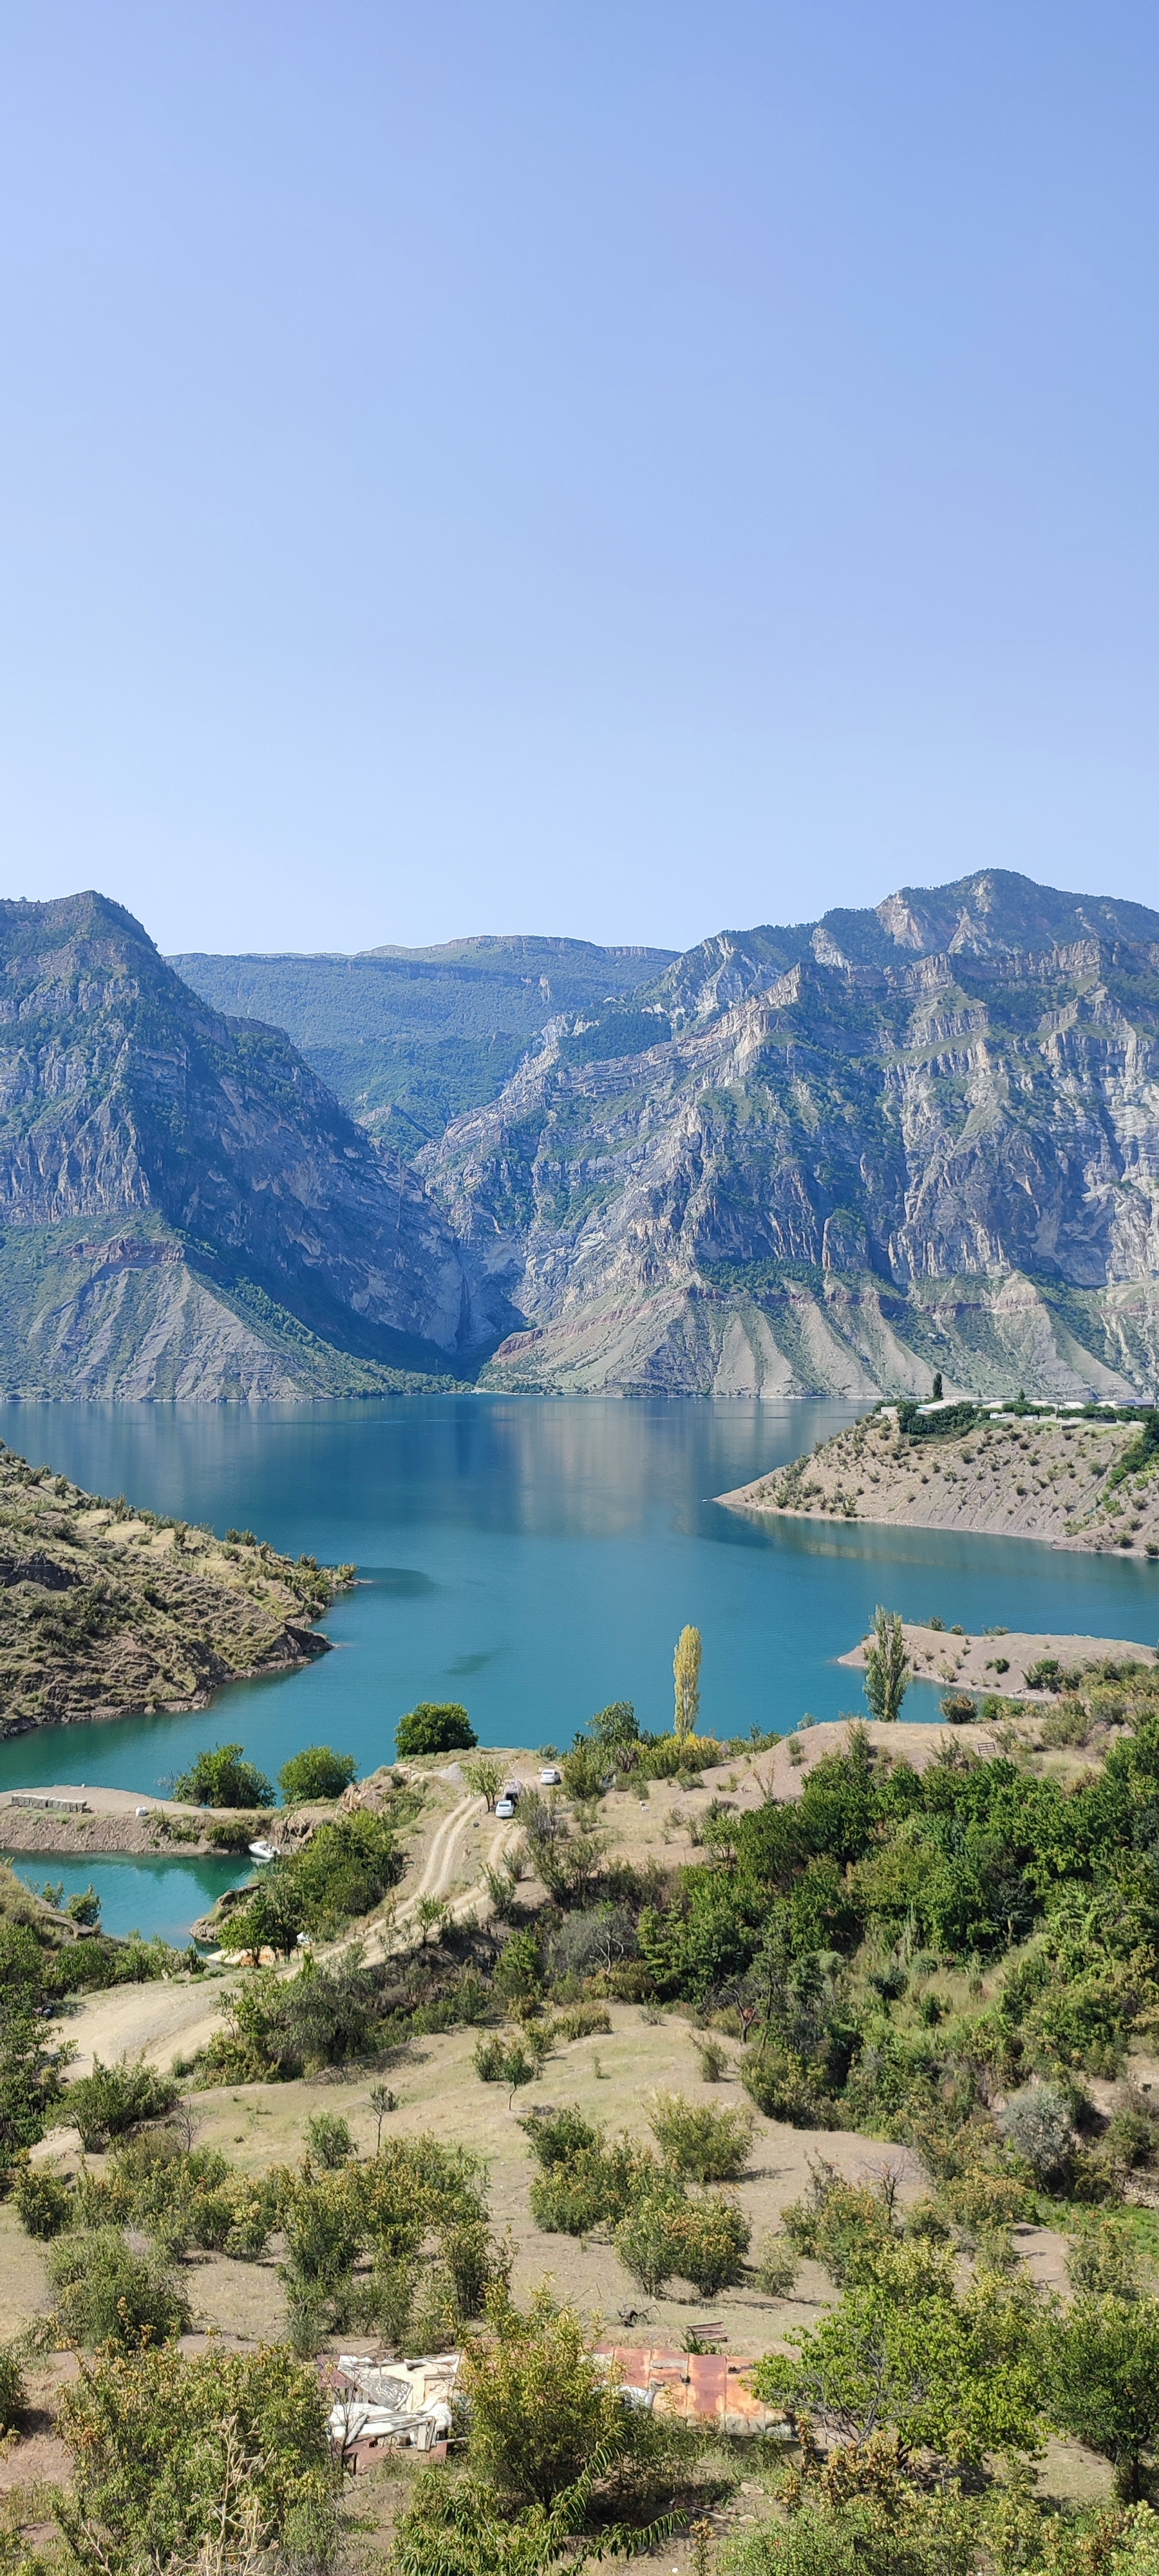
[0,892,505,1397]
[419,871,1159,1399]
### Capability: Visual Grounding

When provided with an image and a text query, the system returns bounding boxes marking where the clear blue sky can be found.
[1,3,1156,957]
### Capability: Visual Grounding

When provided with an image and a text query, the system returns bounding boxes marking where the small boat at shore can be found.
[247,1838,276,1862]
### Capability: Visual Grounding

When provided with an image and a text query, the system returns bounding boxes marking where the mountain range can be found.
[0,871,1156,1401]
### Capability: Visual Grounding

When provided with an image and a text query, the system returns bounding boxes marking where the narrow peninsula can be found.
[718,1400,1159,1555]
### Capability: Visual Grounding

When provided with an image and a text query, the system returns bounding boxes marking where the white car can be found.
[495,1797,516,1821]
[539,1766,561,1786]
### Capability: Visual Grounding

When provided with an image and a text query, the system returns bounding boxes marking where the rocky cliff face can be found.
[8,873,1159,1403]
[418,871,1159,1399]
[0,893,498,1398]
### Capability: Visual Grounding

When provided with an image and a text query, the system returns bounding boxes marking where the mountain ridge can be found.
[0,890,500,1399]
[5,870,1159,1402]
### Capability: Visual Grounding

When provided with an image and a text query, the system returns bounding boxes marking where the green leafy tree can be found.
[395,1703,478,1757]
[588,1701,640,1752]
[278,1745,357,1804]
[173,1743,274,1808]
[863,1607,910,1724]
[223,1871,302,1964]
[464,1756,504,1810]
[55,2339,337,2574]
[1046,2295,1159,2499]
[674,1627,702,1741]
[462,2291,638,2508]
[753,2247,1042,2468]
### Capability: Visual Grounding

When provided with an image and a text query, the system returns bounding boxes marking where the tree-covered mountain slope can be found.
[415,870,1159,1397]
[169,934,675,1150]
[0,892,500,1398]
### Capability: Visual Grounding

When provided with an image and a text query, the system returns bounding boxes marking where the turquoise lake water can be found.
[0,1395,1156,1939]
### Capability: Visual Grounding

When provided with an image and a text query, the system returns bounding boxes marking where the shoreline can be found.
[717,1408,1159,1556]
[0,1783,247,1858]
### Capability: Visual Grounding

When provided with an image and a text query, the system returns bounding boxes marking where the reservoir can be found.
[0,1395,1155,1935]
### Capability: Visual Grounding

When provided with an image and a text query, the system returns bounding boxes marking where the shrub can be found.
[519,2106,602,2168]
[473,2034,538,2090]
[56,2338,338,2572]
[1046,2295,1159,2499]
[560,1741,608,1801]
[0,2346,24,2432]
[13,2162,73,2239]
[493,1929,544,2007]
[1068,2222,1144,2302]
[278,1745,357,1804]
[780,2162,901,2287]
[693,2035,729,2082]
[67,2058,178,2151]
[173,1743,274,1808]
[646,2090,755,2183]
[549,1904,636,1982]
[443,2219,513,2322]
[304,2112,353,2169]
[523,2119,659,2237]
[395,1703,477,1756]
[616,2192,750,2297]
[550,2003,612,2043]
[941,1693,977,1725]
[997,2079,1075,2187]
[48,2228,191,2349]
[462,2291,635,2508]
[740,2042,827,2126]
[755,2235,800,2297]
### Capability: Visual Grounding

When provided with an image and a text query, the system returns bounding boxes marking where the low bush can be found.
[549,2003,612,2043]
[740,2042,829,2126]
[1068,2221,1145,2302]
[13,2162,73,2239]
[616,2191,750,2296]
[442,2218,513,2321]
[461,2290,651,2510]
[693,2034,730,2081]
[521,2114,661,2237]
[75,2130,278,2261]
[303,2111,353,2169]
[0,2345,24,2433]
[646,2089,755,2183]
[473,2034,538,2089]
[755,2234,800,2297]
[941,1693,977,1724]
[560,1741,608,1801]
[56,2338,338,2573]
[780,2161,901,2287]
[67,2057,178,2152]
[997,2078,1076,2188]
[48,2228,192,2350]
